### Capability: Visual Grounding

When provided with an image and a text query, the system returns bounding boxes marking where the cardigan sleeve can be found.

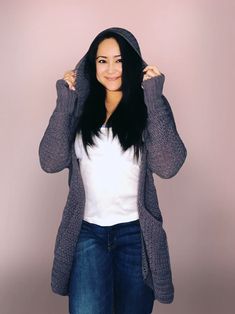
[38,79,79,173]
[142,74,187,178]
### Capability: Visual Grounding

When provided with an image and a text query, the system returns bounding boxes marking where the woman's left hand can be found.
[143,65,162,81]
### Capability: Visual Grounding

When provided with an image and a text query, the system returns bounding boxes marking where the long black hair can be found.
[76,31,148,164]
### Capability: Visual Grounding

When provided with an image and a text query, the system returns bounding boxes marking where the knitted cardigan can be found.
[38,27,187,304]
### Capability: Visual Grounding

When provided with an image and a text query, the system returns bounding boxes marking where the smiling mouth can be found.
[105,77,120,81]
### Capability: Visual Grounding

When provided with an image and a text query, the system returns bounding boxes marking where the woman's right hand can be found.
[63,70,76,91]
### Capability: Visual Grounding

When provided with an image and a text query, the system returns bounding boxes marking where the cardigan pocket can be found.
[139,205,172,279]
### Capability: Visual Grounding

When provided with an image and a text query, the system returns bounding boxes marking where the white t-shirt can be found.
[74,126,141,226]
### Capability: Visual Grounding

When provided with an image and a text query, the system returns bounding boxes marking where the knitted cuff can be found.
[55,79,79,114]
[142,73,165,107]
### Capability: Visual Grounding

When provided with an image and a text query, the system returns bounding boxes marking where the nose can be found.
[107,62,117,74]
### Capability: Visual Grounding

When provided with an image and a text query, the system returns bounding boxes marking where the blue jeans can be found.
[68,219,155,314]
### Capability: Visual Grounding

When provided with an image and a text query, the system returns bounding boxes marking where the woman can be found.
[39,27,187,314]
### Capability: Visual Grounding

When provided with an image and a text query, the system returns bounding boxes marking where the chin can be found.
[98,78,122,91]
[104,81,122,91]
[106,86,122,91]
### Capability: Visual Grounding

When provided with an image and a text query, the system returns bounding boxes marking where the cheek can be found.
[96,66,105,79]
[96,72,102,84]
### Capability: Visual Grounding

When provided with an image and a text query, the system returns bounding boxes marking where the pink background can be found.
[1,0,234,313]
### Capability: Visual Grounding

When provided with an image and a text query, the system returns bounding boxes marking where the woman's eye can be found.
[98,59,122,64]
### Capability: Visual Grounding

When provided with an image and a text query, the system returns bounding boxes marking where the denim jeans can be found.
[68,218,155,314]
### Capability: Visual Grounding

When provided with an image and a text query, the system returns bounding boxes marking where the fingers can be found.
[143,65,161,75]
[143,65,162,81]
[63,70,76,90]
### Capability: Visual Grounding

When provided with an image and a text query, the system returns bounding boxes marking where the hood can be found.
[72,27,148,117]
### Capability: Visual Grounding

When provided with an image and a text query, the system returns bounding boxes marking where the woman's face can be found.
[96,38,122,91]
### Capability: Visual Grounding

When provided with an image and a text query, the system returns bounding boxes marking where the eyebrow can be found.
[96,54,121,59]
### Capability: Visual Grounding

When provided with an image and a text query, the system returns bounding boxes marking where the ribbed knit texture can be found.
[38,27,187,304]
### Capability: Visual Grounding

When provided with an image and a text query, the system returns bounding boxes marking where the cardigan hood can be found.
[72,27,148,117]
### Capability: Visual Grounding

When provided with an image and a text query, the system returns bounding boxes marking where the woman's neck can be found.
[105,90,123,115]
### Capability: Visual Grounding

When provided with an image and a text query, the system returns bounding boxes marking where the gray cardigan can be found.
[38,27,187,304]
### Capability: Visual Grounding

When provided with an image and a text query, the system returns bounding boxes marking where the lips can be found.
[105,77,120,81]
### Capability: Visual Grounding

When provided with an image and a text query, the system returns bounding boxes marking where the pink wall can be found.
[1,0,234,313]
